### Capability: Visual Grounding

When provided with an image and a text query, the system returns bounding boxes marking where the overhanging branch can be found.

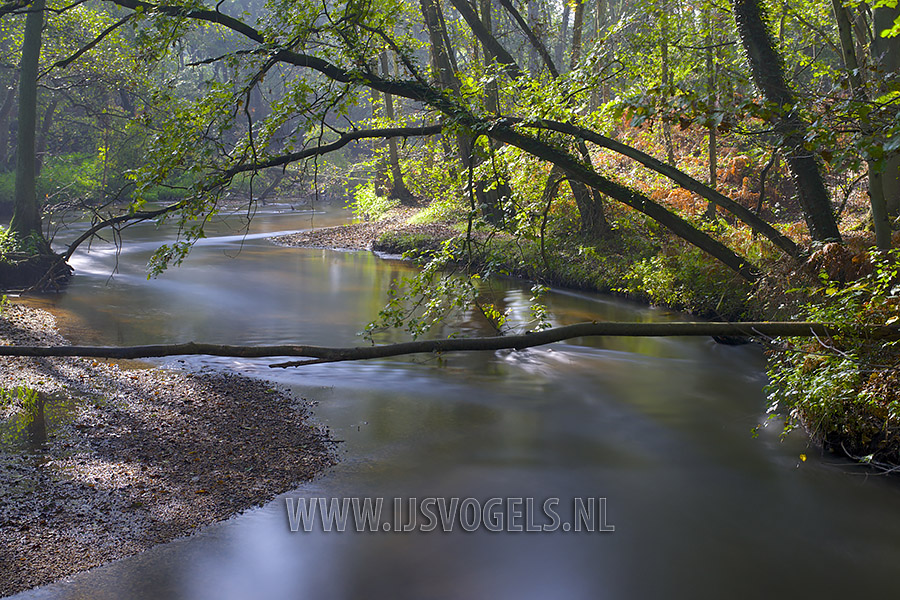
[51,13,134,71]
[219,125,444,179]
[509,117,800,258]
[0,321,893,368]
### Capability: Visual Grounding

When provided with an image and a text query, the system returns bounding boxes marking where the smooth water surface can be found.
[10,203,900,599]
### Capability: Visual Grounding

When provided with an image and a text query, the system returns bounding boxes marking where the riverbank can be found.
[0,303,336,596]
[273,206,756,319]
[272,207,459,252]
[272,208,900,471]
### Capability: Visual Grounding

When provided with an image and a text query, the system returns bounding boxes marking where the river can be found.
[10,202,900,599]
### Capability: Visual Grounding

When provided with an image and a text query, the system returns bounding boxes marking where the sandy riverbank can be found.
[0,303,335,596]
[271,207,459,252]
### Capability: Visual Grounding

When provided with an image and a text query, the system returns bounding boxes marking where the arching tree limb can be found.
[102,0,755,276]
[511,118,800,257]
[487,124,760,280]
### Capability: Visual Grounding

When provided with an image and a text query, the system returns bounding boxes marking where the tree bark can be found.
[570,0,585,69]
[0,76,16,170]
[10,0,47,243]
[499,0,608,237]
[832,0,891,248]
[35,96,57,177]
[568,0,609,237]
[704,7,718,219]
[421,0,507,225]
[515,117,800,256]
[447,0,522,78]
[489,124,759,279]
[731,0,841,242]
[497,0,559,76]
[526,0,542,73]
[104,0,772,273]
[873,5,900,217]
[659,5,676,166]
[556,1,570,69]
[379,51,414,204]
[0,321,891,367]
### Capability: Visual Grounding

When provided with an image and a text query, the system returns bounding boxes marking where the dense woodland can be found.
[1,0,900,464]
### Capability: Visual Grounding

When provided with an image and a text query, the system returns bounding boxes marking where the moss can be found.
[373,231,448,256]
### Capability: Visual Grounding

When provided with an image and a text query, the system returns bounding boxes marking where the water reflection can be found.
[10,202,900,599]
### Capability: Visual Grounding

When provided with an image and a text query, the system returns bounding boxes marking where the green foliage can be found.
[0,226,47,257]
[0,385,40,409]
[0,226,16,257]
[621,246,750,318]
[364,238,479,340]
[765,250,900,463]
[349,182,399,221]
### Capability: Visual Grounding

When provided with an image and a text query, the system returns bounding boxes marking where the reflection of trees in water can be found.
[1,387,52,451]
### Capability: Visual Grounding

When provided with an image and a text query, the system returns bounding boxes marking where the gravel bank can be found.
[271,208,459,251]
[0,303,336,597]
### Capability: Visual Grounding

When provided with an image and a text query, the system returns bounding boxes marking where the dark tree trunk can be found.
[379,51,414,205]
[10,0,48,246]
[704,7,718,219]
[873,6,900,217]
[570,0,584,69]
[732,0,841,242]
[659,5,676,166]
[831,0,890,248]
[490,125,758,280]
[421,0,507,225]
[499,0,608,237]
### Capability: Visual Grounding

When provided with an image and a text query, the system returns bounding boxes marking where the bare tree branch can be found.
[63,200,187,261]
[0,321,891,368]
[219,124,444,180]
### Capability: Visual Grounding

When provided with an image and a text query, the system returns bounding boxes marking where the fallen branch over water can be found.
[0,321,895,368]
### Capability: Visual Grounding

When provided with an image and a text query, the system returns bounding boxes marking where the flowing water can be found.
[9,203,900,599]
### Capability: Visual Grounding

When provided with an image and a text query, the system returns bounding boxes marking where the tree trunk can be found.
[0,77,16,170]
[480,0,501,113]
[498,0,559,76]
[566,0,609,237]
[704,7,718,219]
[873,6,900,217]
[380,51,414,204]
[659,5,676,166]
[526,0,542,73]
[2,321,890,366]
[490,125,758,279]
[495,0,608,237]
[35,96,57,177]
[10,0,47,246]
[556,1,570,69]
[521,117,800,256]
[591,0,608,109]
[421,0,506,225]
[570,0,584,69]
[731,0,841,242]
[832,0,890,248]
